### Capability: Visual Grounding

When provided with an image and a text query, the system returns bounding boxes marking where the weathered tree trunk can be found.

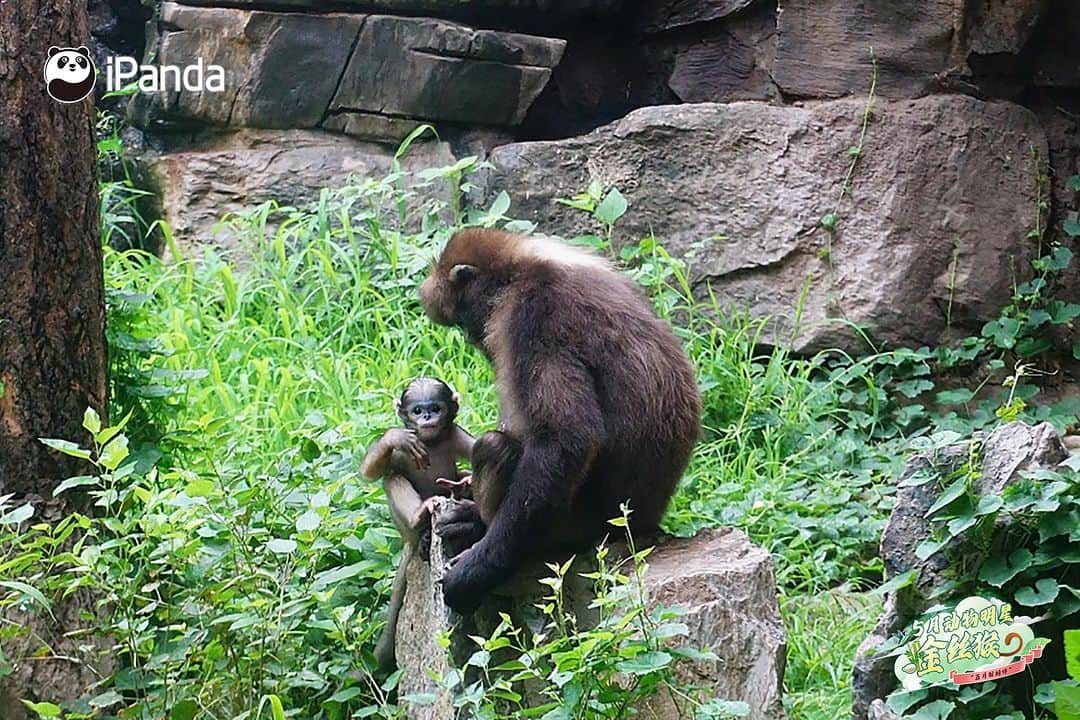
[0,0,106,499]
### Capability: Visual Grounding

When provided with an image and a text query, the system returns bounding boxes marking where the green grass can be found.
[782,588,881,720]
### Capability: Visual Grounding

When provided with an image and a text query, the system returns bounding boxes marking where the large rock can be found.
[132,4,364,130]
[136,129,456,255]
[639,0,762,33]
[773,0,1049,99]
[851,422,1069,720]
[396,504,786,720]
[327,15,565,131]
[483,95,1048,352]
[132,4,564,142]
[163,0,623,19]
[664,0,779,103]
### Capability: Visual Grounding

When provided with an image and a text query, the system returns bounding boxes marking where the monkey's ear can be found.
[393,398,403,414]
[448,264,477,284]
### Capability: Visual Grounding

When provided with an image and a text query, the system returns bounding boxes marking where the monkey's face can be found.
[419,263,477,328]
[400,397,454,442]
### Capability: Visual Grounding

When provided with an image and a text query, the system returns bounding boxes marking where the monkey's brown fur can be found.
[420,229,701,613]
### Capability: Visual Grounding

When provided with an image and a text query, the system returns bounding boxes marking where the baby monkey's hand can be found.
[387,428,429,469]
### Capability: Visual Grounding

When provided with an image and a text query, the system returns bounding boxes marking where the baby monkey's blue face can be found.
[396,377,459,442]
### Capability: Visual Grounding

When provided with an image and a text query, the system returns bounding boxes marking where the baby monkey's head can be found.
[395,377,460,442]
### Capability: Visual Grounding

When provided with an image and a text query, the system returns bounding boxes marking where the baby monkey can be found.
[361,377,474,669]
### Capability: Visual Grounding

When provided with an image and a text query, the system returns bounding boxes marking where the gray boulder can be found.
[133,4,564,142]
[773,0,1049,99]
[163,0,623,18]
[851,422,1069,720]
[639,0,762,33]
[133,3,364,130]
[395,504,786,720]
[136,129,456,256]
[483,95,1048,352]
[327,16,565,130]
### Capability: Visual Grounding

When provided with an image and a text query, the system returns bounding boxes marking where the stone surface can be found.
[851,422,1069,720]
[773,0,1050,99]
[637,528,787,720]
[133,3,364,130]
[328,15,565,128]
[666,0,778,103]
[396,508,786,720]
[964,0,1049,56]
[483,95,1048,352]
[166,0,623,19]
[132,5,564,140]
[640,0,762,33]
[137,129,456,255]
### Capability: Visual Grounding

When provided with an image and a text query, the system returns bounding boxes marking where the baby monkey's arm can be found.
[360,428,429,480]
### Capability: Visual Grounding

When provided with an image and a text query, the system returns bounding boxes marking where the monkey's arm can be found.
[452,425,476,464]
[441,361,603,612]
[361,428,428,480]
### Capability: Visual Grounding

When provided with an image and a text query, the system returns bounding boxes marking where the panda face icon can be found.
[44,46,96,103]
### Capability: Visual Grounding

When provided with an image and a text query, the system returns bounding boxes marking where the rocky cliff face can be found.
[103,0,1079,352]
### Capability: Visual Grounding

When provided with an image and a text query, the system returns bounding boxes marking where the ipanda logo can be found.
[45,49,225,103]
[894,596,1048,690]
[43,46,96,103]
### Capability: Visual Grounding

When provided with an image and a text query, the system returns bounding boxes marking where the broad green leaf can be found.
[935,388,973,405]
[979,548,1033,587]
[267,538,297,555]
[925,477,967,518]
[1015,577,1059,606]
[887,689,929,715]
[488,191,511,218]
[909,700,955,720]
[1064,628,1080,681]
[876,569,919,596]
[89,690,122,708]
[99,436,129,471]
[313,561,375,589]
[1054,682,1080,720]
[82,407,101,434]
[39,438,91,461]
[616,650,671,675]
[327,687,363,703]
[0,503,33,525]
[295,510,321,533]
[595,188,628,227]
[915,535,950,561]
[170,700,198,720]
[973,495,1003,516]
[0,580,49,610]
[20,701,61,718]
[53,475,99,497]
[184,479,215,497]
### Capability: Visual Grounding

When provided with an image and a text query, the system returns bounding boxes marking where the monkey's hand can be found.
[434,500,486,558]
[389,428,429,469]
[441,546,491,614]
